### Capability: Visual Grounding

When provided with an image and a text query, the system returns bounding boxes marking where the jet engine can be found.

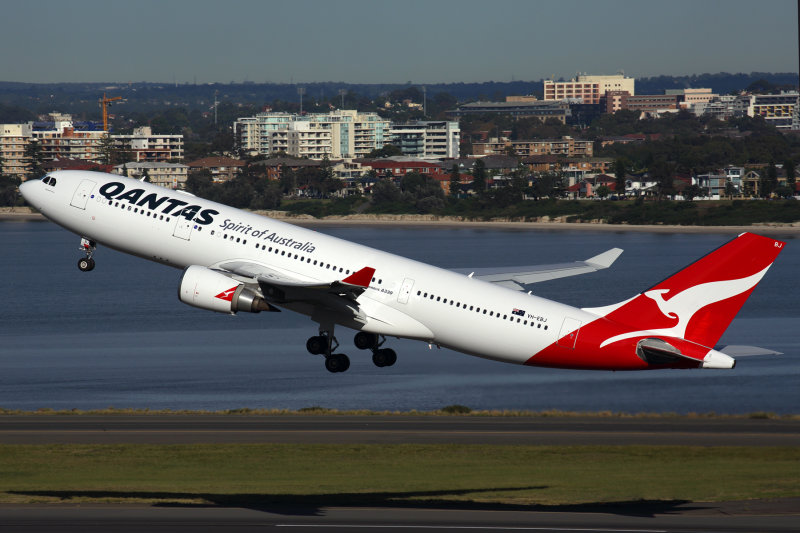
[178,265,278,314]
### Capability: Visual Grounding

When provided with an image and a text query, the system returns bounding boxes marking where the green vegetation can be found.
[0,444,797,506]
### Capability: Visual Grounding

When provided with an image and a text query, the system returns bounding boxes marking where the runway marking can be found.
[276,525,667,532]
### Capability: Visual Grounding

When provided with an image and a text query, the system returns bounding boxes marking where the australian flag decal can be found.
[512,308,525,317]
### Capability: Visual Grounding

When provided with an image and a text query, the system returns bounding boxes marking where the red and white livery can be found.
[20,171,784,373]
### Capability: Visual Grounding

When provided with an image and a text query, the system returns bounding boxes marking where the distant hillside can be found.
[636,72,799,95]
[0,72,796,120]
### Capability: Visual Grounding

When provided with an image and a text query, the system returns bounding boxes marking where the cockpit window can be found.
[43,176,57,186]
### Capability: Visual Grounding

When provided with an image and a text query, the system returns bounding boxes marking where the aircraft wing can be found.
[452,248,623,290]
[217,260,374,301]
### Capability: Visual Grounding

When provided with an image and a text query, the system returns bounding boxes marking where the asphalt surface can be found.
[1,501,799,532]
[0,414,798,446]
[1,415,798,531]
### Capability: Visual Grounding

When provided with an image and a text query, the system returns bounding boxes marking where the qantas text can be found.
[98,181,219,225]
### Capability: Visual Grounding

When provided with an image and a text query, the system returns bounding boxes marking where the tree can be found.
[23,139,44,180]
[365,144,402,159]
[784,159,796,195]
[613,159,627,197]
[371,178,402,205]
[724,179,737,199]
[595,185,611,199]
[649,158,675,200]
[471,158,487,195]
[763,161,778,198]
[683,184,704,201]
[97,134,117,166]
[449,163,460,197]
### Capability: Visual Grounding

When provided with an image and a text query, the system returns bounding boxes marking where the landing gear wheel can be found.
[306,335,327,355]
[354,331,379,350]
[372,348,397,368]
[77,257,95,272]
[325,354,350,373]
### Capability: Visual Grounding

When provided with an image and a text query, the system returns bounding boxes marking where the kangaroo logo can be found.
[215,287,238,302]
[599,266,771,348]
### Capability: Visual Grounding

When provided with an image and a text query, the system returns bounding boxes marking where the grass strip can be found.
[0,444,797,506]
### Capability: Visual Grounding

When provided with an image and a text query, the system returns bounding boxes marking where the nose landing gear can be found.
[77,237,96,272]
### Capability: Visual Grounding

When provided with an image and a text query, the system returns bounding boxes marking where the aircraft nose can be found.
[18,179,35,202]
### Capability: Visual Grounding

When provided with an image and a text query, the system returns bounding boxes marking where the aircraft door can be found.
[70,179,96,210]
[397,278,415,304]
[172,214,194,241]
[556,317,582,349]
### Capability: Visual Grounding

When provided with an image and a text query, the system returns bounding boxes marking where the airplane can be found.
[19,170,785,373]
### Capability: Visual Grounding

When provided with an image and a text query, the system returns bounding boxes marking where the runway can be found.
[1,501,799,532]
[1,414,799,446]
[1,415,798,532]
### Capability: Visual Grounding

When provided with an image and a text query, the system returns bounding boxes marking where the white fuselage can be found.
[22,171,597,366]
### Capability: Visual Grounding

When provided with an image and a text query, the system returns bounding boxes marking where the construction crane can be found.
[98,93,123,132]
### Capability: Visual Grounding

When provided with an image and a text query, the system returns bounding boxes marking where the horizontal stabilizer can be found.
[715,345,782,357]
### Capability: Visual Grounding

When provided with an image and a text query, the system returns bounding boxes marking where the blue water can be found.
[1,220,798,414]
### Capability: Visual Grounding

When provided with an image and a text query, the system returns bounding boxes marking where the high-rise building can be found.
[390,121,460,158]
[234,110,391,159]
[737,92,799,129]
[544,74,635,104]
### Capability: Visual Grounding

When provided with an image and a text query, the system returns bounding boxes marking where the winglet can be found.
[585,248,623,269]
[342,267,375,288]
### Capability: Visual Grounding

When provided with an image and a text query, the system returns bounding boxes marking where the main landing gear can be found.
[77,237,96,272]
[306,331,350,373]
[354,332,397,368]
[305,328,397,373]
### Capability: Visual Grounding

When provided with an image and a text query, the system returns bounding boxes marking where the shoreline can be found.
[3,207,800,235]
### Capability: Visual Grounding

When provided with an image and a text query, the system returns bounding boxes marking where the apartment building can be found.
[543,74,635,104]
[112,162,189,189]
[1,117,184,179]
[112,126,184,162]
[472,136,593,158]
[187,156,245,182]
[390,121,460,158]
[32,120,106,164]
[234,110,391,159]
[737,92,799,129]
[0,123,33,178]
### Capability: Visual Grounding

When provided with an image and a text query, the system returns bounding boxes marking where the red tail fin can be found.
[589,233,784,348]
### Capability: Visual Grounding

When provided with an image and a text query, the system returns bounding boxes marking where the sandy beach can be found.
[3,206,799,235]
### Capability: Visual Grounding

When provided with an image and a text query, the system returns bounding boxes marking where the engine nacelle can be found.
[178,265,277,314]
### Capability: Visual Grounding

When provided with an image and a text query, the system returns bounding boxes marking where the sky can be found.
[1,0,797,84]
